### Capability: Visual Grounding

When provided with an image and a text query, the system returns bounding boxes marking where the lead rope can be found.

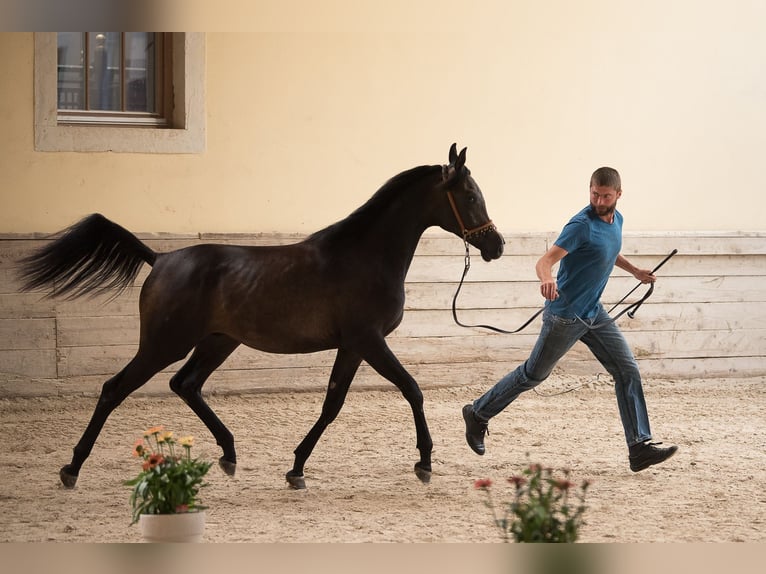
[452,247,678,396]
[451,239,544,334]
[452,246,677,334]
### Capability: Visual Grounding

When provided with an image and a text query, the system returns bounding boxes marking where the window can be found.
[35,32,205,153]
[57,32,172,127]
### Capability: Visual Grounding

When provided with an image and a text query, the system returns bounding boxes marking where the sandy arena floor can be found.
[0,375,764,542]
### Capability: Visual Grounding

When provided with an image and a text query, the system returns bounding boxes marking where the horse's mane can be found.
[309,164,441,242]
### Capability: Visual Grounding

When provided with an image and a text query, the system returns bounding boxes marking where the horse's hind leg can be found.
[287,347,362,489]
[169,333,240,476]
[61,351,181,488]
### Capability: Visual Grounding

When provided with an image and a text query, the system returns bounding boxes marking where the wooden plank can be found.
[28,354,766,399]
[0,293,56,320]
[602,275,766,305]
[57,345,341,377]
[634,356,766,378]
[395,301,766,337]
[406,275,766,310]
[57,315,139,347]
[507,355,766,379]
[54,325,764,378]
[4,235,764,289]
[52,291,141,318]
[415,232,554,257]
[0,318,55,350]
[422,231,766,257]
[621,233,766,256]
[408,254,766,284]
[0,349,57,378]
[56,345,181,378]
[615,302,765,332]
[3,232,764,265]
[621,329,766,359]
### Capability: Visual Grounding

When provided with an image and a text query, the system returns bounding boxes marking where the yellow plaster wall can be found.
[1,1,765,235]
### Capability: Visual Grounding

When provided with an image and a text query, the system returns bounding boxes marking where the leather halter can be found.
[446,190,497,241]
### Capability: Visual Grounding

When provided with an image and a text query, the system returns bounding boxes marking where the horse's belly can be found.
[226,321,338,355]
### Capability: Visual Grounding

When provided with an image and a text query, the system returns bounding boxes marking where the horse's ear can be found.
[448,143,458,165]
[455,147,467,172]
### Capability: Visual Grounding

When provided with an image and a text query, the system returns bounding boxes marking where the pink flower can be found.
[508,476,527,489]
[142,454,165,471]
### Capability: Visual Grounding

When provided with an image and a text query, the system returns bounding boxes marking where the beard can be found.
[591,202,616,217]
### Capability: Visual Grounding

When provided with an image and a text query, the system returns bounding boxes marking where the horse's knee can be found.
[399,384,424,409]
[169,373,186,396]
[96,378,130,410]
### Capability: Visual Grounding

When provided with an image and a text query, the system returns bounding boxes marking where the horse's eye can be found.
[467,193,477,203]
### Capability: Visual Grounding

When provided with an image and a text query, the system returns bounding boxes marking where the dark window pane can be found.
[57,33,85,110]
[124,33,156,112]
[87,32,122,111]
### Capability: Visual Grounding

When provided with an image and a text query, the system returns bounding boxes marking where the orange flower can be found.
[144,425,165,437]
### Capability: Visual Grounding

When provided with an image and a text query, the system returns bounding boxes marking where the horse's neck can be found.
[310,197,430,275]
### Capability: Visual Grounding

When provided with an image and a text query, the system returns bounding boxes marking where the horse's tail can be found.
[17,213,157,300]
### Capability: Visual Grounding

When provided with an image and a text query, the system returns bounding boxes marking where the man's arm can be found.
[615,254,656,284]
[535,245,568,300]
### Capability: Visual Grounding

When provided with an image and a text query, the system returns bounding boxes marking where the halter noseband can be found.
[446,190,497,241]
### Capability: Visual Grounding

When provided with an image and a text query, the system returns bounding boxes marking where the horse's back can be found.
[138,242,345,352]
[136,239,405,354]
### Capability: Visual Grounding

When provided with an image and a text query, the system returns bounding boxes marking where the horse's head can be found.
[439,144,504,261]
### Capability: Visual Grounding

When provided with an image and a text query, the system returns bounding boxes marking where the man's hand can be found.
[540,280,559,300]
[633,269,657,284]
[536,245,568,301]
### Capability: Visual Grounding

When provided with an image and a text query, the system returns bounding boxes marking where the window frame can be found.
[56,33,172,127]
[34,32,205,154]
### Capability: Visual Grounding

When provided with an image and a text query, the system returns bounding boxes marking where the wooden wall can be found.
[0,231,764,397]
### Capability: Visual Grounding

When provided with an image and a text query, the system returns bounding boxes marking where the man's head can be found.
[589,167,622,220]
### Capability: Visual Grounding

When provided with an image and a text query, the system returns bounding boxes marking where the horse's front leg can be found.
[287,347,362,489]
[357,336,433,484]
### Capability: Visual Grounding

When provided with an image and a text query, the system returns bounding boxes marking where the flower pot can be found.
[139,511,206,543]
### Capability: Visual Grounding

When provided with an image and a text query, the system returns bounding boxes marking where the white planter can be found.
[139,511,206,543]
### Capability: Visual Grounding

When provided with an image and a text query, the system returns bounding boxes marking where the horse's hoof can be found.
[60,466,78,489]
[219,457,236,477]
[285,471,306,490]
[414,462,432,484]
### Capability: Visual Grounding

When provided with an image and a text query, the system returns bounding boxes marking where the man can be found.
[463,167,677,472]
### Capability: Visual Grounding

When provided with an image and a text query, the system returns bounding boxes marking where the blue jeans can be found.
[473,305,652,447]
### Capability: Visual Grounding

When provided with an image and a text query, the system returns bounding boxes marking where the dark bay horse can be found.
[18,144,504,490]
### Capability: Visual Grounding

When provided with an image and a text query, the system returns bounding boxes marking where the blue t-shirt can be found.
[546,205,623,319]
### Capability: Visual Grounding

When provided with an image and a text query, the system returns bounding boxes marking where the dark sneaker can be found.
[462,404,489,455]
[629,441,678,472]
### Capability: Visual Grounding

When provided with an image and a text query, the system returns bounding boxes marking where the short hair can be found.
[590,167,621,191]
